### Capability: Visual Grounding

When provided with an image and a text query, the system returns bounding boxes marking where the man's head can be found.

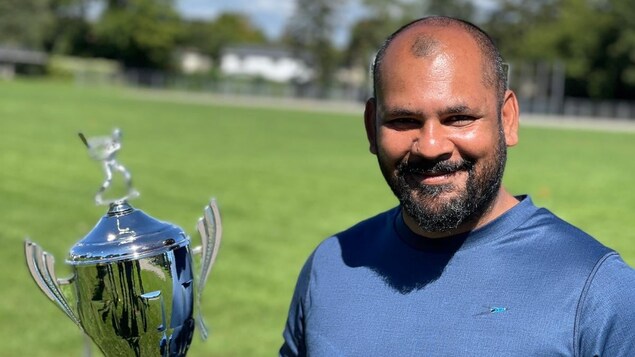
[372,16,508,109]
[364,16,519,238]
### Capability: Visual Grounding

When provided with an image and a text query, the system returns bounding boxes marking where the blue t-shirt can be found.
[280,196,635,356]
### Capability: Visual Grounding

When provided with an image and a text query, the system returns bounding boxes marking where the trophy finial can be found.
[79,128,139,205]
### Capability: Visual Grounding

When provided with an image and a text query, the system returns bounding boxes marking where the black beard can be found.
[380,133,507,234]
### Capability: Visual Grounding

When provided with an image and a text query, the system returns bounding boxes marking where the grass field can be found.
[1,79,634,356]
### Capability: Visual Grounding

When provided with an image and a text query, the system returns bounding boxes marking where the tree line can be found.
[1,0,633,100]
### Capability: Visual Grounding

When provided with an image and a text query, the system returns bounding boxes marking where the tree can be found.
[485,0,635,99]
[0,0,54,49]
[43,0,97,55]
[425,0,476,19]
[342,17,394,98]
[284,0,345,98]
[179,13,267,65]
[602,0,635,99]
[345,17,388,69]
[344,0,420,66]
[92,0,182,69]
[344,0,477,96]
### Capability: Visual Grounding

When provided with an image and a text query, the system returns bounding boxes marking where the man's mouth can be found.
[397,158,474,187]
[409,170,462,185]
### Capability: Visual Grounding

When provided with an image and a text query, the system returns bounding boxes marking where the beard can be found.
[379,129,507,234]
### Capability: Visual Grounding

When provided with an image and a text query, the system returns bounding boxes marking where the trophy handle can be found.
[194,198,222,340]
[24,240,82,327]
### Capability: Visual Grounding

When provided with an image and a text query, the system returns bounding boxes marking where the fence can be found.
[509,61,635,119]
[72,65,635,120]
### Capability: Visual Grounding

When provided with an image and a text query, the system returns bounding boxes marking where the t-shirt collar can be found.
[393,195,538,252]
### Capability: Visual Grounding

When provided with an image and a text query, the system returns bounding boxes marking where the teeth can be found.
[427,172,451,175]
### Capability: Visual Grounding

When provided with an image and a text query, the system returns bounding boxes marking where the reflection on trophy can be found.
[24,129,222,356]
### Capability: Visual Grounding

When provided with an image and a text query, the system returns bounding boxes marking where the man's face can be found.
[364,26,518,236]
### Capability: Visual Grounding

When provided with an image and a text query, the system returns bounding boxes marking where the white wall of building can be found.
[178,50,212,74]
[221,48,311,82]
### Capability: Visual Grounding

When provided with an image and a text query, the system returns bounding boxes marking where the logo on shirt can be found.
[489,306,507,313]
[475,306,508,316]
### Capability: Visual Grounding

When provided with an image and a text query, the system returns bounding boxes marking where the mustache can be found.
[397,158,474,177]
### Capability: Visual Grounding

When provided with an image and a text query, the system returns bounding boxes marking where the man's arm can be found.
[576,253,635,356]
[280,255,314,357]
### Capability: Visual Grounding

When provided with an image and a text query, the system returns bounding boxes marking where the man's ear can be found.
[364,98,378,155]
[501,90,519,147]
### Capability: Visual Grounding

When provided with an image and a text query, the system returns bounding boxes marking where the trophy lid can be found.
[70,129,189,265]
[67,201,189,265]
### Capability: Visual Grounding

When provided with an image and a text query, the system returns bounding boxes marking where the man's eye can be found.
[446,115,476,125]
[386,118,420,129]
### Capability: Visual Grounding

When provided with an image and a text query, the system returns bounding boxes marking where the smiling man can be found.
[280,16,635,356]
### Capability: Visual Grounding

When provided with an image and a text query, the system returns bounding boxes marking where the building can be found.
[175,48,212,75]
[220,45,312,83]
[0,47,48,79]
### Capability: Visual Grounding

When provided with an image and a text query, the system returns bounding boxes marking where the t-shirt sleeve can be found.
[576,253,635,357]
[280,254,314,357]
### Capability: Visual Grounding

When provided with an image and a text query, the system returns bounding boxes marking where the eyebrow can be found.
[382,108,424,118]
[382,104,474,119]
[444,105,471,115]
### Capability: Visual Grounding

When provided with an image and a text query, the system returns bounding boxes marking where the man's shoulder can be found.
[488,197,617,275]
[337,206,400,237]
[522,204,613,256]
[311,206,400,261]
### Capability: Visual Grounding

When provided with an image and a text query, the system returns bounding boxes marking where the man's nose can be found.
[411,122,453,161]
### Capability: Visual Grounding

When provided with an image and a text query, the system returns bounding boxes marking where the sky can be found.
[175,0,367,46]
[175,0,498,47]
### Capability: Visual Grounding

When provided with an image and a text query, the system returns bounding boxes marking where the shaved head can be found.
[372,16,507,106]
[410,35,440,57]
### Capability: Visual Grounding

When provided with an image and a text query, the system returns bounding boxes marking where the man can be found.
[280,16,635,356]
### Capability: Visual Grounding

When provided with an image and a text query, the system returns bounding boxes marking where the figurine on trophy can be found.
[79,128,139,205]
[24,128,222,357]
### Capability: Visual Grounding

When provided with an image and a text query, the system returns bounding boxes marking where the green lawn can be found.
[1,79,634,356]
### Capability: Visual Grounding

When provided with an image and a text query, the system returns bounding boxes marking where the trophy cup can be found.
[24,129,222,356]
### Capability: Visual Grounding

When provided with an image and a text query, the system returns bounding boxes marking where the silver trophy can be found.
[24,129,222,357]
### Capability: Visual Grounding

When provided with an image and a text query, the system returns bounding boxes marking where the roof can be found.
[0,47,48,65]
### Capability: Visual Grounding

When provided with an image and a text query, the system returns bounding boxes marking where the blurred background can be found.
[1,0,634,356]
[1,0,635,116]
